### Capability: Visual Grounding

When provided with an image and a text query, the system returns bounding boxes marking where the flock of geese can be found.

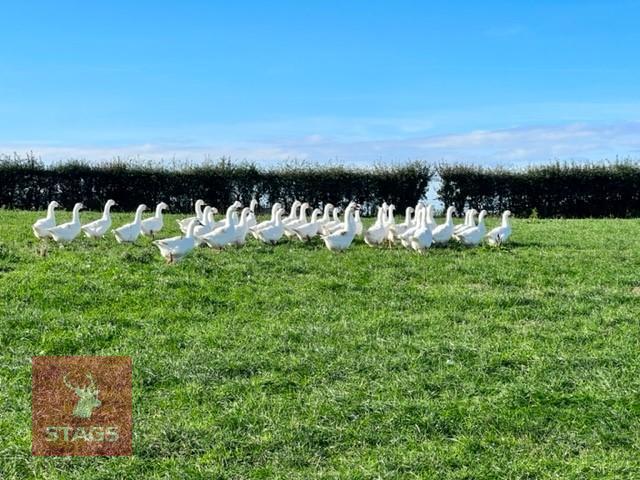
[32,199,513,263]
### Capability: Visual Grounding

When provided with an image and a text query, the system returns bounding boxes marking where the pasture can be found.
[1,209,639,478]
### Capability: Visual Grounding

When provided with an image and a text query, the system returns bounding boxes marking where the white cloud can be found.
[2,122,639,167]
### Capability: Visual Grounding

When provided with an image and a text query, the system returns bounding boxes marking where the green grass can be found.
[1,209,639,478]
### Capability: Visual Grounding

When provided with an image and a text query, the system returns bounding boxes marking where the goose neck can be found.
[72,205,82,223]
[47,202,57,220]
[134,207,145,223]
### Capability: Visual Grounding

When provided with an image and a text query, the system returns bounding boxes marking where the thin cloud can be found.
[2,122,639,167]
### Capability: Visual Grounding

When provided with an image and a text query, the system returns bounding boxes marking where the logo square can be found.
[32,356,132,456]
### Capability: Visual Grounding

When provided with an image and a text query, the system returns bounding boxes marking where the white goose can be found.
[219,201,242,228]
[81,199,117,239]
[354,209,363,237]
[431,206,456,245]
[282,200,302,226]
[284,202,310,238]
[178,199,207,233]
[201,203,242,248]
[454,209,477,235]
[153,218,199,264]
[230,208,253,246]
[425,204,437,231]
[316,203,334,231]
[392,206,414,240]
[256,208,285,244]
[47,202,84,244]
[193,206,216,245]
[486,210,512,246]
[399,204,425,248]
[411,206,433,253]
[292,208,323,241]
[364,204,388,247]
[384,204,397,243]
[113,204,147,243]
[251,202,282,239]
[456,210,487,246]
[321,203,358,252]
[246,199,259,229]
[32,201,60,239]
[321,207,342,234]
[141,202,168,237]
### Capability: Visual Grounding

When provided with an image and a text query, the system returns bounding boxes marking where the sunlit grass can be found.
[1,209,639,478]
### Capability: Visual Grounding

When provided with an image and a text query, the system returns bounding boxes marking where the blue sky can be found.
[1,1,639,165]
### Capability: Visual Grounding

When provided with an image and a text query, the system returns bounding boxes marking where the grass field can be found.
[1,209,639,478]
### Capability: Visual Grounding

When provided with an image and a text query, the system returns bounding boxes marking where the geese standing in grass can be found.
[392,206,414,240]
[284,202,310,238]
[364,205,388,247]
[251,202,281,238]
[411,206,433,253]
[399,203,425,248]
[486,210,512,246]
[193,206,216,245]
[82,199,117,239]
[431,206,456,245]
[230,208,253,246]
[201,202,242,248]
[47,202,84,244]
[32,201,60,239]
[321,206,342,234]
[321,203,359,252]
[113,204,147,243]
[292,208,323,241]
[154,218,199,264]
[178,199,207,233]
[141,202,168,238]
[454,209,477,235]
[456,210,487,246]
[282,200,302,227]
[256,208,285,244]
[384,204,397,244]
[316,203,334,231]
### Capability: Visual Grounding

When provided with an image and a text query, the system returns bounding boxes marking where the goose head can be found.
[185,218,201,238]
[239,207,252,224]
[311,208,322,221]
[157,201,168,211]
[50,201,61,209]
[477,210,488,224]
[249,199,258,212]
[445,206,456,224]
[288,200,301,218]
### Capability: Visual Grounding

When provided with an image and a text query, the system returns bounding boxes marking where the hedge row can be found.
[0,155,432,216]
[438,162,640,217]
[3,154,639,217]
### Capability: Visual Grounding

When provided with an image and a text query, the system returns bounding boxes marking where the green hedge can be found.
[438,162,640,217]
[0,155,432,215]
